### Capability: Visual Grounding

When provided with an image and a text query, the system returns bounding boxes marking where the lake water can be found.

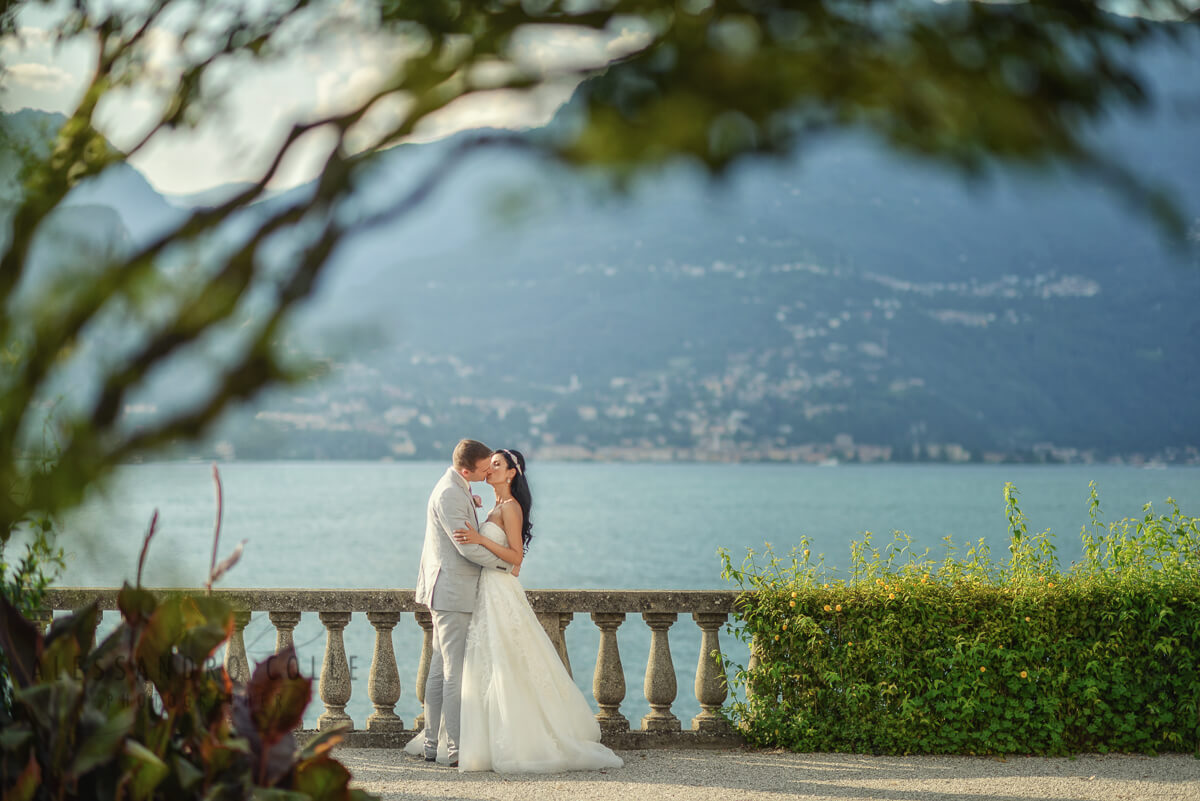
[58,461,1199,729]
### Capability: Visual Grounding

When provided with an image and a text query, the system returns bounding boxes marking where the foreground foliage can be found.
[0,587,370,800]
[0,469,372,800]
[720,483,1200,755]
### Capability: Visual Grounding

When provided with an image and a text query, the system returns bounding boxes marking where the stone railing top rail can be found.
[43,587,741,614]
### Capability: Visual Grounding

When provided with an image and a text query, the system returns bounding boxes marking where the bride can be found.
[405,448,623,774]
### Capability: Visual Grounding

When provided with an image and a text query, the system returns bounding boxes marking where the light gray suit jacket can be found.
[414,467,512,612]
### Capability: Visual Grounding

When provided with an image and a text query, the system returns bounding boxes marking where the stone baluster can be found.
[413,608,433,731]
[536,612,574,676]
[269,610,302,653]
[317,611,353,730]
[590,612,628,732]
[366,611,403,731]
[692,612,731,733]
[556,612,574,678]
[224,609,252,686]
[641,612,680,731]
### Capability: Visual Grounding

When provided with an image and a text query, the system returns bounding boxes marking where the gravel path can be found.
[337,747,1200,801]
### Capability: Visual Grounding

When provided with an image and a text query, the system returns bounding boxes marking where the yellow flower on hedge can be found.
[998,644,1004,649]
[1020,670,1028,679]
[824,604,832,612]
[876,579,884,586]
[980,666,986,673]
[1047,582,1055,588]
[789,600,796,608]
[835,604,843,612]
[888,593,895,600]
[1038,576,1045,582]
[1025,616,1031,622]
[823,583,830,589]
[791,591,797,598]
[803,549,810,559]
[774,634,780,641]
[782,622,787,630]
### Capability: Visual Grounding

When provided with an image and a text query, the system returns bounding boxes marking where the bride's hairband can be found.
[501,449,523,476]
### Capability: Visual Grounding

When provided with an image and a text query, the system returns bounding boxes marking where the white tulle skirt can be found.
[405,569,623,774]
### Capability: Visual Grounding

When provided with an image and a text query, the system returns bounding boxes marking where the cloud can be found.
[313,63,388,117]
[2,62,74,92]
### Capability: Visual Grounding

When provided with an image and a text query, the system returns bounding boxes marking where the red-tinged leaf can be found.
[296,725,348,763]
[247,646,311,745]
[209,539,247,587]
[3,751,40,801]
[0,593,42,689]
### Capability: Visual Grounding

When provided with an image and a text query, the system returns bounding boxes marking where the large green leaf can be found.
[69,705,135,778]
[120,740,169,801]
[0,723,32,752]
[136,595,208,690]
[38,630,80,681]
[175,596,233,664]
[292,756,352,801]
[117,583,158,627]
[171,753,205,792]
[12,677,82,739]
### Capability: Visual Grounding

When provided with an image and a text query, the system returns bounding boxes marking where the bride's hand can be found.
[453,522,482,545]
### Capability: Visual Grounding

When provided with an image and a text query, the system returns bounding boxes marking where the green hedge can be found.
[720,483,1200,755]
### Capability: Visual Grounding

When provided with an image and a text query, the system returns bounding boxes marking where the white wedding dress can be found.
[405,521,623,773]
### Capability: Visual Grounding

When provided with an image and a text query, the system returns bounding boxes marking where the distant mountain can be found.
[4,28,1199,463]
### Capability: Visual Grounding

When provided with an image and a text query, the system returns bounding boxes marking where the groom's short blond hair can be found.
[453,439,492,470]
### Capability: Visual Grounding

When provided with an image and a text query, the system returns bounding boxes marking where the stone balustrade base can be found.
[299,728,745,751]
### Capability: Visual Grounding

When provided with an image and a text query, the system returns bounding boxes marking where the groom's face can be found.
[463,457,492,482]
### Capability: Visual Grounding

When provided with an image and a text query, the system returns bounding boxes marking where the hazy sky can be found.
[2,1,1193,196]
[0,0,641,196]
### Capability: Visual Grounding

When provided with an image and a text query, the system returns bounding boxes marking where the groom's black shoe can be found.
[423,756,436,762]
[448,761,459,768]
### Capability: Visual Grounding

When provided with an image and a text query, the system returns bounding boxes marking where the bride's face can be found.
[487,453,515,487]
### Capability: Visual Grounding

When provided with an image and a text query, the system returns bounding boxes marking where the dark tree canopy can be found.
[0,0,1196,535]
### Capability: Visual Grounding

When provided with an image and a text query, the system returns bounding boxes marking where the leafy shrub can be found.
[2,424,66,716]
[720,482,1200,755]
[0,469,376,800]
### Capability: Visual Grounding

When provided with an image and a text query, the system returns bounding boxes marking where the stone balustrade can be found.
[41,588,742,749]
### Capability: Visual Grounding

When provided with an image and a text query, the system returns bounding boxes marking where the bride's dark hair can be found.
[496,448,533,553]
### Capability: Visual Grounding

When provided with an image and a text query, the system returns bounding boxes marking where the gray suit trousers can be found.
[423,608,471,762]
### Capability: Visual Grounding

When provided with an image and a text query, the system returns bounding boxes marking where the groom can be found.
[414,438,513,767]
